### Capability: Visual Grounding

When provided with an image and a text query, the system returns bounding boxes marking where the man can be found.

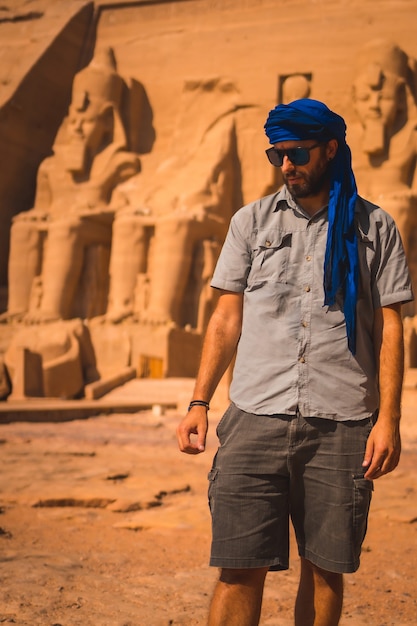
[177,98,413,626]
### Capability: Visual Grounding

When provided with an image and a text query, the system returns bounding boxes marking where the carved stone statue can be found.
[106,77,241,330]
[350,39,417,311]
[5,47,144,321]
[281,73,312,104]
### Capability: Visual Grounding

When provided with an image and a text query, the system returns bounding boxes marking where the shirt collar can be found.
[274,185,328,219]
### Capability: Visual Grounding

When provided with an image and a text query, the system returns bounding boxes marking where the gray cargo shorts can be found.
[208,403,374,574]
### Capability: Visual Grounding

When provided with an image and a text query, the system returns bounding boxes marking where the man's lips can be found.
[285,173,303,184]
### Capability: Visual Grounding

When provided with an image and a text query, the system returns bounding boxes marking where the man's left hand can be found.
[362,416,401,480]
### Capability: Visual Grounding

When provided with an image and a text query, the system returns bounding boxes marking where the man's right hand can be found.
[176,406,208,454]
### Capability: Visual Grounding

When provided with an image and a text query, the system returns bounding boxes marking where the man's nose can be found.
[281,155,295,172]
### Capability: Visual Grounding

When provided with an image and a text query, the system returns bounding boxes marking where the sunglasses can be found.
[265,143,321,167]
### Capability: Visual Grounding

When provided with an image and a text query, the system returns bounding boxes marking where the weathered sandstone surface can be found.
[0,384,416,624]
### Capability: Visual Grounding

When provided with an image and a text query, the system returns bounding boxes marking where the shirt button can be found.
[302,320,308,327]
[265,240,271,247]
[306,255,312,261]
[304,285,311,292]
[299,356,306,363]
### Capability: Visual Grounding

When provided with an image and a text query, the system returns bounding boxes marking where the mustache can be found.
[283,169,306,181]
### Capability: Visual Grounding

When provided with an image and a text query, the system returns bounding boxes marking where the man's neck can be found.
[295,189,330,217]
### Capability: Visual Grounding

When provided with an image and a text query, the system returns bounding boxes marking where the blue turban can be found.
[264,99,358,355]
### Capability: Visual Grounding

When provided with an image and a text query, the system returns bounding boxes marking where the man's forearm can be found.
[363,303,404,478]
[374,303,404,421]
[191,292,243,403]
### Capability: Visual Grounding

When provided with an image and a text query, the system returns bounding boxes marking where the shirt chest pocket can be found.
[248,230,292,284]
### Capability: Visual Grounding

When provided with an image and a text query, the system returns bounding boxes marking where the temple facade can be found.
[1,0,417,398]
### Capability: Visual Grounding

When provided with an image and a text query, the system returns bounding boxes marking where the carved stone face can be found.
[68,106,101,144]
[64,94,114,174]
[353,65,401,129]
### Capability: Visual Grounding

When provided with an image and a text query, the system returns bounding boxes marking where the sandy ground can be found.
[0,387,416,626]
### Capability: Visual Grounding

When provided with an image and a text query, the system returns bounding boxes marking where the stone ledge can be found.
[0,376,195,423]
[84,366,136,400]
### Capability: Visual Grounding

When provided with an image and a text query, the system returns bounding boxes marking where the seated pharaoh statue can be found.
[5,47,149,321]
[349,39,417,310]
[106,77,242,329]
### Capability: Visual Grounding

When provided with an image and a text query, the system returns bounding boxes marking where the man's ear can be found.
[326,138,338,161]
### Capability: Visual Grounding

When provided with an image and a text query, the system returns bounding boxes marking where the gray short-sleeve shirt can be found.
[211,187,413,420]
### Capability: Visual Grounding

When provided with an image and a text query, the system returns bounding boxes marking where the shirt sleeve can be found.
[369,209,414,308]
[211,206,254,292]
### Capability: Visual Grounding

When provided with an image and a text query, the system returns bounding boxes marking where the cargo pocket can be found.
[353,476,373,550]
[208,467,219,515]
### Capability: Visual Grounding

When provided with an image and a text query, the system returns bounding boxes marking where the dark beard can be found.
[283,164,331,200]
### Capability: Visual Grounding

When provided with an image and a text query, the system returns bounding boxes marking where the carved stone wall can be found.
[0,1,94,303]
[1,0,417,398]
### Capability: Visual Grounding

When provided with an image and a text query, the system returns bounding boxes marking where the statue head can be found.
[352,40,412,154]
[62,47,127,174]
[281,74,311,104]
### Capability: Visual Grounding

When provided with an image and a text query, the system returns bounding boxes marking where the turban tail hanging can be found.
[264,99,358,355]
